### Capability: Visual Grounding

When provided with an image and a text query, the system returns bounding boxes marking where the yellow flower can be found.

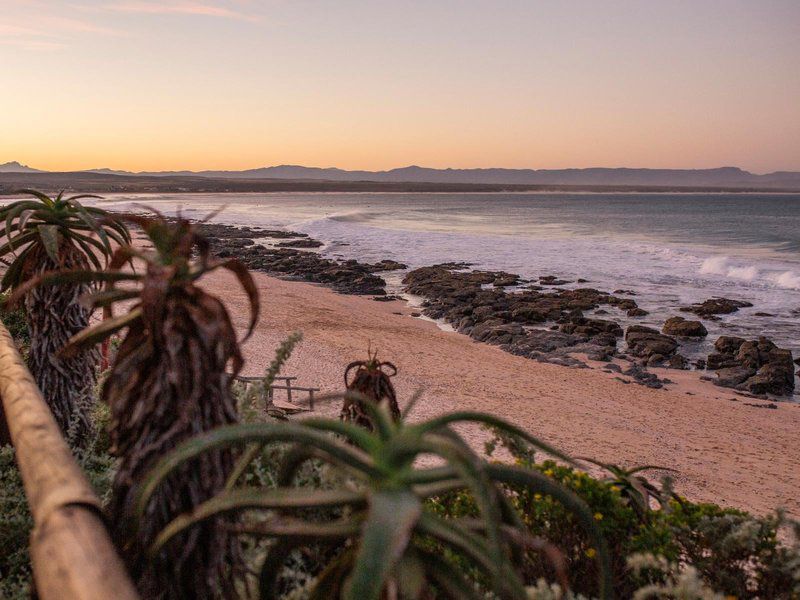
[610,485,621,493]
[534,493,542,500]
[574,480,581,488]
[543,469,554,477]
[585,548,596,558]
[594,512,603,521]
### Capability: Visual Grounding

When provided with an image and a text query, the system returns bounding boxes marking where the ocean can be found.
[95,191,800,395]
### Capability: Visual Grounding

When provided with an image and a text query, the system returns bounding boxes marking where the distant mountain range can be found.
[0,161,43,174]
[2,161,799,189]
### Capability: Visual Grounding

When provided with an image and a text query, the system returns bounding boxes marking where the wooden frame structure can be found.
[0,323,139,600]
[235,374,319,411]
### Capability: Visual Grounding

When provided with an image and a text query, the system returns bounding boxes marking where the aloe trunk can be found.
[104,286,243,599]
[23,242,97,446]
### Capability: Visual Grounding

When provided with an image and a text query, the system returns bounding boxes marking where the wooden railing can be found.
[0,323,139,600]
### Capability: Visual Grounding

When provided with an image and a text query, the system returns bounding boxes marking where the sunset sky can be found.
[2,1,798,173]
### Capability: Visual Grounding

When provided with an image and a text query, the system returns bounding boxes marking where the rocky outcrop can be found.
[367,259,408,272]
[199,222,388,295]
[680,297,753,317]
[662,316,708,338]
[402,265,655,365]
[624,325,678,358]
[275,238,324,248]
[706,336,794,396]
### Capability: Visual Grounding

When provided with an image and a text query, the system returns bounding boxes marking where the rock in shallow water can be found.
[680,297,753,317]
[662,316,708,338]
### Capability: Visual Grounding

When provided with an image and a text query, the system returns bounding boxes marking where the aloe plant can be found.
[15,210,260,598]
[0,189,130,443]
[340,351,400,431]
[138,399,613,599]
[578,457,678,520]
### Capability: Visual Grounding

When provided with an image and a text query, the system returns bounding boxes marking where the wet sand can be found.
[208,268,800,517]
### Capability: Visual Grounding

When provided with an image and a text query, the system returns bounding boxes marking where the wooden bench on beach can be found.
[234,375,320,413]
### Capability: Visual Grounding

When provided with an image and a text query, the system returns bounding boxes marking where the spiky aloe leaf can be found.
[412,411,576,465]
[60,308,143,356]
[134,422,381,520]
[150,488,366,556]
[344,490,422,600]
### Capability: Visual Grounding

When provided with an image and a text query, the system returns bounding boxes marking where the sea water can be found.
[94,191,800,395]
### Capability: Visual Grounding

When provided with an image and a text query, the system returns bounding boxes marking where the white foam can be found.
[699,256,758,281]
[771,271,800,290]
[699,256,730,275]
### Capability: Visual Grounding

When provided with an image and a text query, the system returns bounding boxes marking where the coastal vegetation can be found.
[0,196,798,598]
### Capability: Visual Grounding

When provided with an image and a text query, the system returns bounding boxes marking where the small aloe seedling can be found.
[137,400,613,599]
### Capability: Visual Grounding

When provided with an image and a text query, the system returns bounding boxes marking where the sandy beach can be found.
[205,267,800,519]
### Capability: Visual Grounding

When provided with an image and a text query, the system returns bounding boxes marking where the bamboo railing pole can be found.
[0,322,139,600]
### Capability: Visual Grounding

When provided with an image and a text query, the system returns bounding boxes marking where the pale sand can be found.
[208,268,800,517]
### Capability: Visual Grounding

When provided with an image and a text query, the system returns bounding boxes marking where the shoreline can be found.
[205,266,800,518]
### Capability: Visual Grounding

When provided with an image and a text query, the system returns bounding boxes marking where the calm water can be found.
[94,192,800,396]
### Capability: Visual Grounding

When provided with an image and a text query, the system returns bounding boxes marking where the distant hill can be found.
[82,164,800,189]
[0,161,42,173]
[3,161,799,189]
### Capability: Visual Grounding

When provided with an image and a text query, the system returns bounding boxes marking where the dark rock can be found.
[707,335,794,396]
[471,322,525,345]
[539,275,571,285]
[668,354,689,370]
[627,308,649,317]
[680,297,753,317]
[662,316,708,338]
[493,274,522,287]
[275,238,324,248]
[753,312,774,317]
[623,364,665,389]
[373,295,403,302]
[367,259,408,271]
[715,336,746,354]
[201,222,387,295]
[625,325,678,358]
[559,316,623,339]
[713,366,756,387]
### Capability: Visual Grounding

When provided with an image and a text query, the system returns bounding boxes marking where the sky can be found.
[1,0,799,173]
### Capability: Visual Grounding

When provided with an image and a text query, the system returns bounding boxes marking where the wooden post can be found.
[0,322,140,600]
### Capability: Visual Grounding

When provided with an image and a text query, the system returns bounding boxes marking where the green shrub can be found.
[0,291,29,349]
[0,447,33,600]
[430,457,800,598]
[0,424,115,599]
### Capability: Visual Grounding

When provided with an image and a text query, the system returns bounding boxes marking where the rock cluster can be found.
[197,222,390,295]
[403,264,650,365]
[680,297,753,318]
[706,336,795,396]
